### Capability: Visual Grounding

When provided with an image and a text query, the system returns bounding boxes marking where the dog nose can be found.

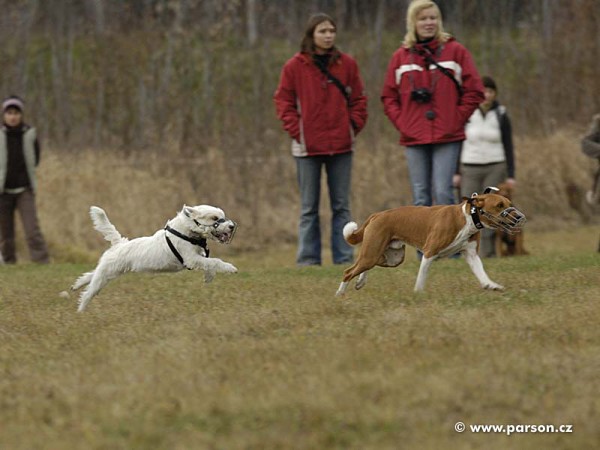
[228,224,235,231]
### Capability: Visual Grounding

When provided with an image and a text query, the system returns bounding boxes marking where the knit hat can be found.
[2,96,24,112]
[482,76,497,92]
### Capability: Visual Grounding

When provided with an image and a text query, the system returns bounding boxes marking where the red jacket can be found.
[274,51,367,157]
[381,38,484,146]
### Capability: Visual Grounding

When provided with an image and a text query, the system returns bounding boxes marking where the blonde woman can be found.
[381,0,484,209]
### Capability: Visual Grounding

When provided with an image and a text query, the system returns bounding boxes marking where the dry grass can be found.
[1,129,597,448]
[15,126,594,265]
[0,225,598,449]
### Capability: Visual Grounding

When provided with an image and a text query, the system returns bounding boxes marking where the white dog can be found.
[71,205,238,312]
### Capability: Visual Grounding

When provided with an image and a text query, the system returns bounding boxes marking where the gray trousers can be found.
[460,162,507,257]
[0,189,49,263]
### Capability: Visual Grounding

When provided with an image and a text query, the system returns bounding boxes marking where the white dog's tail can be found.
[90,206,125,246]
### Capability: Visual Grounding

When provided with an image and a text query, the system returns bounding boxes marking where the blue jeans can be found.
[405,142,461,206]
[295,152,353,265]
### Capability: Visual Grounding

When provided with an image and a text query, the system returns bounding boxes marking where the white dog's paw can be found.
[483,282,504,291]
[221,262,238,274]
[59,291,70,299]
[77,298,88,312]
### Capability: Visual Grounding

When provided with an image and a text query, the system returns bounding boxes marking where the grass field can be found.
[1,226,599,449]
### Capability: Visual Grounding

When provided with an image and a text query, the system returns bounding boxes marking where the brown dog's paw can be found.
[483,282,504,291]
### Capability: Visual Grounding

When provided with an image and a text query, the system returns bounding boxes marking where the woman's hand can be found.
[453,174,462,188]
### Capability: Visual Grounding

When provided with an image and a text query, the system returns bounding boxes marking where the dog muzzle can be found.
[211,218,237,244]
[481,206,526,234]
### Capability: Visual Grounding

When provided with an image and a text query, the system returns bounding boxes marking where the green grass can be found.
[0,227,599,449]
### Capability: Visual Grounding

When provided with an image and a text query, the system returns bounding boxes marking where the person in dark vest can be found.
[0,95,49,264]
[581,114,600,207]
[581,113,600,252]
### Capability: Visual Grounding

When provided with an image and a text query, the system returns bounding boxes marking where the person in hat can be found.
[0,95,49,263]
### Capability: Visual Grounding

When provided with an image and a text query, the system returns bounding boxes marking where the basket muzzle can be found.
[211,218,237,244]
[482,206,526,234]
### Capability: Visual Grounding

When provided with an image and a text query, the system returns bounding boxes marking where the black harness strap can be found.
[318,65,351,105]
[313,57,358,130]
[164,225,210,269]
[165,234,188,268]
[312,54,351,105]
[165,225,209,250]
[415,46,464,103]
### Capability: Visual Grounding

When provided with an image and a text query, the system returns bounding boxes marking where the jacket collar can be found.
[2,123,29,132]
[297,49,342,65]
[410,35,455,53]
[479,100,500,115]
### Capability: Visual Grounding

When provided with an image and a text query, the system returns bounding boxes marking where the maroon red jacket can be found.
[381,37,484,147]
[274,51,367,157]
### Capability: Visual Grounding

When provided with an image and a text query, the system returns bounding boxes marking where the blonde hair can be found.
[403,0,451,48]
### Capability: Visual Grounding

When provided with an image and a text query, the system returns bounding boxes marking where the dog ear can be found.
[182,205,195,218]
[472,196,485,208]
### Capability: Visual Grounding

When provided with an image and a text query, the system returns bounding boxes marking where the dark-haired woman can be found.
[274,13,367,266]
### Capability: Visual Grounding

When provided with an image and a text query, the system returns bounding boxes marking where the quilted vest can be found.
[0,126,37,193]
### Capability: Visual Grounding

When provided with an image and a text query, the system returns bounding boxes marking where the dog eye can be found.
[496,202,504,209]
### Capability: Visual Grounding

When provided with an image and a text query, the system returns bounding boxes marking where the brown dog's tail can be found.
[343,222,361,245]
[343,212,383,245]
[343,216,374,245]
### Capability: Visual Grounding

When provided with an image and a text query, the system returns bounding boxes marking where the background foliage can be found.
[1,0,598,150]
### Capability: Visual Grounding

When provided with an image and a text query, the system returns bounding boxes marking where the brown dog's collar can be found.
[466,198,484,230]
[467,187,499,230]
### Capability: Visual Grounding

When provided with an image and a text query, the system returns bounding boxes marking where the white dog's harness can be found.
[164,225,209,269]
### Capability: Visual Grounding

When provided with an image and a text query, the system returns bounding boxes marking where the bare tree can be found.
[0,0,598,150]
[247,0,258,47]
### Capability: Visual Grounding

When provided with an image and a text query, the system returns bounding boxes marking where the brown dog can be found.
[495,183,529,256]
[336,189,526,296]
